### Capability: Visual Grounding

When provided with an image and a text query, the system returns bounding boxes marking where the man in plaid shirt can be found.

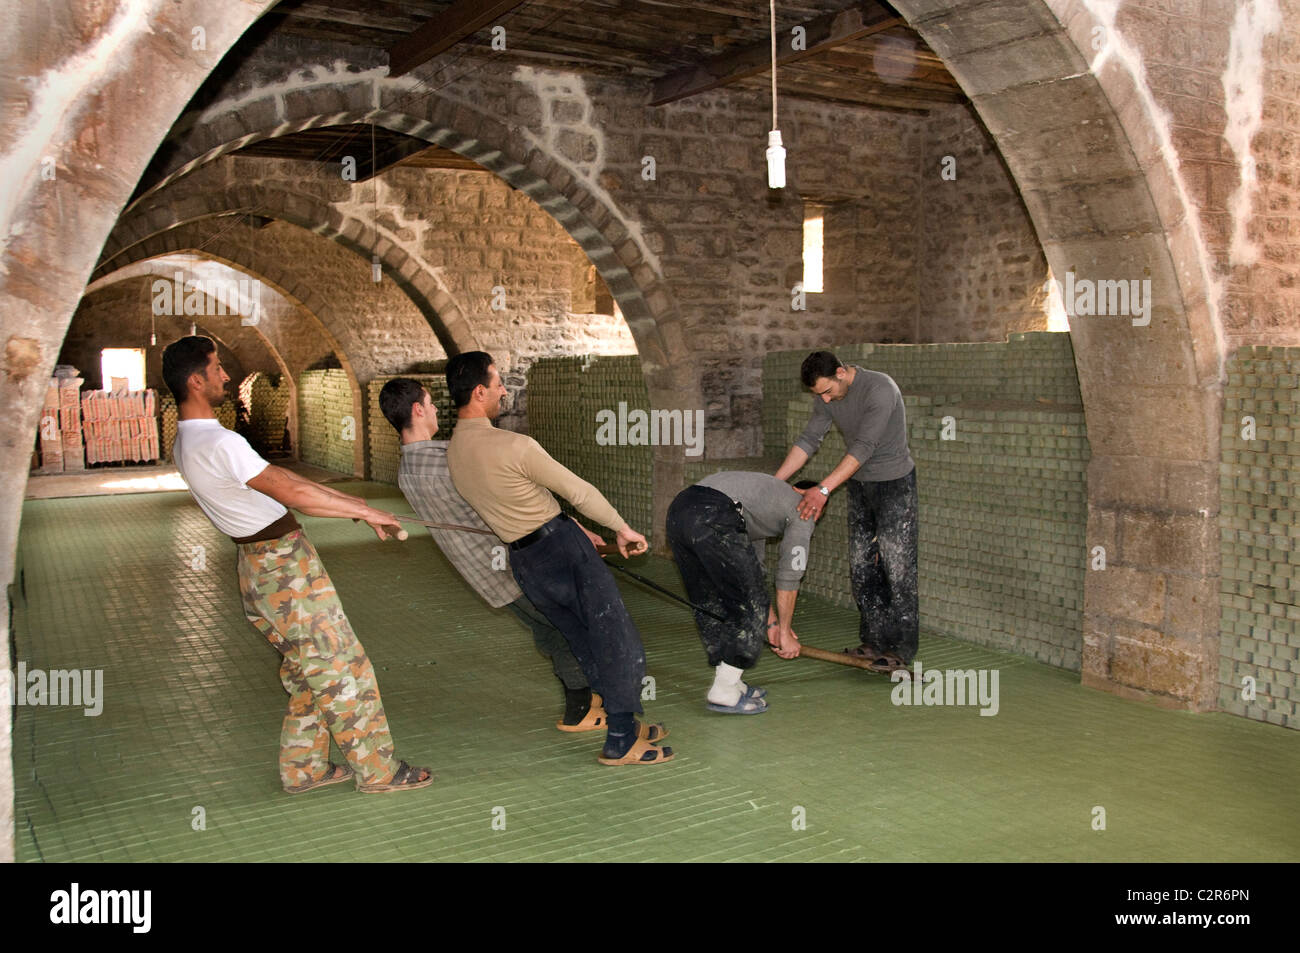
[379,377,606,732]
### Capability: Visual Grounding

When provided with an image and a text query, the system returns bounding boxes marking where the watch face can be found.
[819,486,829,496]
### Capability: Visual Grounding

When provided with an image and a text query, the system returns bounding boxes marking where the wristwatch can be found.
[817,484,829,497]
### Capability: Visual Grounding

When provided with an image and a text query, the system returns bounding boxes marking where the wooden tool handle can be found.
[595,541,649,557]
[797,645,880,671]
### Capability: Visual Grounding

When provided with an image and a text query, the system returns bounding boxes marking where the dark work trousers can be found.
[666,485,769,670]
[504,595,589,691]
[847,467,919,662]
[509,515,646,715]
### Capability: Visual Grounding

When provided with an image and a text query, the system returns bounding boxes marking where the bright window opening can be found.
[802,206,824,294]
[1045,270,1070,332]
[101,348,145,392]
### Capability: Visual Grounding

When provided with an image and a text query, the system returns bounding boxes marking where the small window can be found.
[802,205,825,294]
[101,348,145,392]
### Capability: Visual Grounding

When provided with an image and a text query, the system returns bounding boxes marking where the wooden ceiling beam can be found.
[649,1,902,106]
[388,0,528,77]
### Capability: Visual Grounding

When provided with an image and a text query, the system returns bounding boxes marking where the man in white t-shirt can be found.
[163,336,432,794]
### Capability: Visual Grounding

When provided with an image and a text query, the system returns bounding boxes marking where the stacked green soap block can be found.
[1219,345,1300,728]
[528,355,654,546]
[297,369,355,475]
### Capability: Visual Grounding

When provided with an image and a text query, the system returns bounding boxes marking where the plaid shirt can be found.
[397,439,521,609]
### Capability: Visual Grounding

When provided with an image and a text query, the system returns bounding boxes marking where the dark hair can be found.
[800,351,843,388]
[379,378,429,432]
[446,351,494,408]
[162,335,216,403]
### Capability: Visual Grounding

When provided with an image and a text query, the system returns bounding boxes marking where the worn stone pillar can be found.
[0,0,275,865]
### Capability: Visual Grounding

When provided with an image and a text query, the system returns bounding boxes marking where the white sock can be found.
[708,662,745,706]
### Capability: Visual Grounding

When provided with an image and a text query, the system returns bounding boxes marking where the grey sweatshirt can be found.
[697,471,816,591]
[794,365,914,482]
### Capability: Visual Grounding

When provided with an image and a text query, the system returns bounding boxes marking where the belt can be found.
[231,511,301,545]
[509,512,570,551]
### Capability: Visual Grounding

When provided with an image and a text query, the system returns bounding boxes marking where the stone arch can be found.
[0,0,279,863]
[87,250,371,475]
[95,169,476,359]
[892,0,1224,708]
[116,68,699,514]
[78,269,288,382]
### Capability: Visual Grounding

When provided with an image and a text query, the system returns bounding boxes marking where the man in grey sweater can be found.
[666,471,818,712]
[774,351,919,673]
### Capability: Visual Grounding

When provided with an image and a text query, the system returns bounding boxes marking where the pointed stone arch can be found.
[96,169,476,360]
[892,0,1225,708]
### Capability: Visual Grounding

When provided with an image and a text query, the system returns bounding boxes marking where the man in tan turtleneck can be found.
[446,351,674,767]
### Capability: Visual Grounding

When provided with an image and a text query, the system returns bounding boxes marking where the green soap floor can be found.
[12,484,1300,862]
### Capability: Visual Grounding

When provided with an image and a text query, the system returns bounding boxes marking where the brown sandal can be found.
[597,737,675,766]
[557,692,607,732]
[636,720,669,743]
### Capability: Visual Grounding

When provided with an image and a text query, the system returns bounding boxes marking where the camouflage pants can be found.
[237,530,399,789]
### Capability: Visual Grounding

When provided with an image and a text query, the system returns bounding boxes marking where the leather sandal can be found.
[356,760,435,793]
[597,737,675,766]
[636,720,669,743]
[557,692,606,732]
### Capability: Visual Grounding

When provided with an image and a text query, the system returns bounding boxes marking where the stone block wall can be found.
[1219,345,1300,729]
[297,369,356,475]
[919,103,1050,340]
[1107,0,1298,350]
[362,166,636,369]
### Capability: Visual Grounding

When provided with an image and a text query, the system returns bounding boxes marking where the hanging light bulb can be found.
[767,130,786,189]
[146,280,158,346]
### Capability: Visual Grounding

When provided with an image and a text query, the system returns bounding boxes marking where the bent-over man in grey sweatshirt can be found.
[666,471,819,713]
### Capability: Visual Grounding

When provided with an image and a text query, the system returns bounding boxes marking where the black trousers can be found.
[666,485,768,670]
[504,596,588,691]
[509,515,646,715]
[848,467,919,662]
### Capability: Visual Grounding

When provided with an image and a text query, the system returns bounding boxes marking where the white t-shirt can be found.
[172,419,287,538]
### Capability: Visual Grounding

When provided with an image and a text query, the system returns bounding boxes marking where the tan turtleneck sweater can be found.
[446,417,627,543]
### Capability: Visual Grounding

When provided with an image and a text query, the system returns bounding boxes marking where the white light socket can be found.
[766,130,786,189]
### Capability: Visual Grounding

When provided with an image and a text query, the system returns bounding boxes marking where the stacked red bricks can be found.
[81,389,160,465]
